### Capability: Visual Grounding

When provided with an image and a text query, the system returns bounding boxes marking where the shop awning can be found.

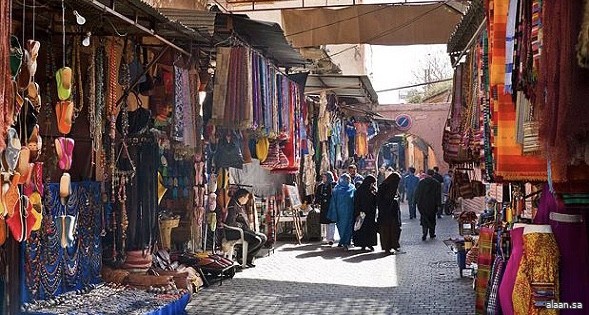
[157,10,307,68]
[305,74,379,114]
[29,0,209,55]
[281,3,463,48]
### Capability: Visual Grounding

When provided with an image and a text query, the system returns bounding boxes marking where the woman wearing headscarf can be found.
[353,174,378,251]
[377,172,402,254]
[314,172,336,245]
[327,173,356,249]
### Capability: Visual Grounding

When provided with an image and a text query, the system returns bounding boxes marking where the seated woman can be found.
[223,188,267,268]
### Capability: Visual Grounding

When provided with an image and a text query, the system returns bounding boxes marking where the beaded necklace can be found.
[88,41,96,166]
[72,35,84,122]
[118,174,128,255]
[95,42,105,167]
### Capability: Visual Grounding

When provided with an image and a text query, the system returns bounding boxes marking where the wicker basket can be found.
[101,266,130,284]
[159,218,180,250]
[126,273,173,289]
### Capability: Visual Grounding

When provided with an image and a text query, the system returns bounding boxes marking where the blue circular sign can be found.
[395,114,412,131]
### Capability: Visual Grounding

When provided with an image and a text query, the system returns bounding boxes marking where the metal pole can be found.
[83,0,190,56]
[451,17,487,68]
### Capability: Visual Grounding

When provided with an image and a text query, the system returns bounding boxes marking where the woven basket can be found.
[126,273,173,288]
[101,266,130,284]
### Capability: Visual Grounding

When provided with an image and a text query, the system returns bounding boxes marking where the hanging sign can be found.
[395,114,413,131]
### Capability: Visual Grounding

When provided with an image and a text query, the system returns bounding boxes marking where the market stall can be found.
[445,0,589,314]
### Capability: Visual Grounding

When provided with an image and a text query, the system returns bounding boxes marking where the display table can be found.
[276,215,307,243]
[22,283,190,315]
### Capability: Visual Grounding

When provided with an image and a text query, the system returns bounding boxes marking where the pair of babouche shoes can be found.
[55,60,76,249]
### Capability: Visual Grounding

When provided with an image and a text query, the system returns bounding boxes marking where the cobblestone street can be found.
[187,203,475,314]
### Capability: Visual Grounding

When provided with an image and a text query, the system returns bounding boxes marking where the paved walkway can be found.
[186,203,475,315]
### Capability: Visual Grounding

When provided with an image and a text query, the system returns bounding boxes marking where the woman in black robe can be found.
[377,172,402,254]
[353,175,378,251]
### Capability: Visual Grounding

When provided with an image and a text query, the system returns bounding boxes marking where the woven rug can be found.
[475,227,495,314]
[488,0,547,181]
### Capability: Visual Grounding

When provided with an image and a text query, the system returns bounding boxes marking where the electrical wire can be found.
[285,5,391,37]
[376,78,452,92]
[62,0,66,68]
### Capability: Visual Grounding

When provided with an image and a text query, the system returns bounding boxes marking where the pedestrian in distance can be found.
[398,168,406,203]
[377,172,402,254]
[432,166,444,218]
[327,174,356,250]
[404,167,420,219]
[314,171,336,245]
[347,164,364,189]
[353,174,378,251]
[415,169,441,241]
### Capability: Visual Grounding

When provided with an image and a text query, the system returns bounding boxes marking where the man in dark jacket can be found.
[432,166,444,218]
[415,169,441,241]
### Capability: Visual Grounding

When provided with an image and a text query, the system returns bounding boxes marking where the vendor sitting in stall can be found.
[223,189,267,268]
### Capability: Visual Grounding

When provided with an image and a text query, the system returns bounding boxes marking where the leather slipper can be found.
[56,215,68,248]
[22,195,36,240]
[16,147,31,181]
[29,191,43,231]
[65,215,76,247]
[27,82,41,111]
[55,100,74,134]
[59,173,71,203]
[17,49,31,90]
[56,67,72,101]
[6,179,23,242]
[9,36,22,79]
[55,137,74,170]
[27,124,42,162]
[25,40,40,79]
[4,173,20,218]
[4,128,21,172]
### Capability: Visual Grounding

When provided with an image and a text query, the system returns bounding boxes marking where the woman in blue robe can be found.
[327,173,356,249]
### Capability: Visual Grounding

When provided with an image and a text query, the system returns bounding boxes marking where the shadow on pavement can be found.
[187,278,474,315]
[341,251,392,263]
[294,247,357,259]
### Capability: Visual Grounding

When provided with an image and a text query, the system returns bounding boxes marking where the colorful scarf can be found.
[475,227,495,314]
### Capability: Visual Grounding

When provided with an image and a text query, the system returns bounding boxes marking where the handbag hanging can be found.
[522,98,540,155]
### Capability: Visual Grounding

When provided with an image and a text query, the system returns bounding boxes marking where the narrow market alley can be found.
[187,203,474,315]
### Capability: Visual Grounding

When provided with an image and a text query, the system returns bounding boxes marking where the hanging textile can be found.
[355,122,368,157]
[538,0,589,181]
[212,47,231,124]
[179,66,196,147]
[488,0,547,181]
[475,227,495,314]
[172,64,185,142]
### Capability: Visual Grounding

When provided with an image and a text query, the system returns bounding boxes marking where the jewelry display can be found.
[24,182,102,302]
[22,283,188,315]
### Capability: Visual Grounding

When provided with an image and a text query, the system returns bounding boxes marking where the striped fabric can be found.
[475,227,495,314]
[505,0,519,93]
[488,0,547,181]
[486,256,506,315]
[531,0,542,62]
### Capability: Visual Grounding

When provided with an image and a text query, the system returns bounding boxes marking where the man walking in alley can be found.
[347,164,364,188]
[432,166,444,218]
[415,169,441,241]
[404,167,419,219]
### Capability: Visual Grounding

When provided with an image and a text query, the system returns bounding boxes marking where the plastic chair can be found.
[221,223,248,268]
